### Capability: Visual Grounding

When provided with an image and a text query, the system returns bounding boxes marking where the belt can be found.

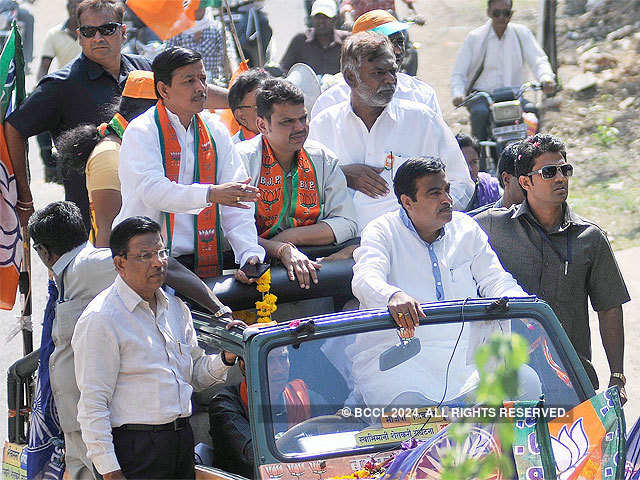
[114,417,189,432]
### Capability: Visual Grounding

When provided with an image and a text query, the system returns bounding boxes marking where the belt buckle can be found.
[173,418,183,431]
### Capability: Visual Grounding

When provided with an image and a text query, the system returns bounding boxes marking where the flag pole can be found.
[222,0,247,64]
[19,224,32,355]
[218,4,232,81]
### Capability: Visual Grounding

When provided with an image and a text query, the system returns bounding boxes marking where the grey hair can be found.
[340,32,394,82]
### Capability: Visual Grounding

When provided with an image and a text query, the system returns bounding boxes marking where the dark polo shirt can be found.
[8,53,151,226]
[280,28,349,76]
[475,201,629,385]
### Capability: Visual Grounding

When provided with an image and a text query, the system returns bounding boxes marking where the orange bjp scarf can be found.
[256,138,321,239]
[154,99,222,278]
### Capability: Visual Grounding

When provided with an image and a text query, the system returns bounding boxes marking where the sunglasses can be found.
[78,22,122,38]
[527,163,573,179]
[491,8,512,18]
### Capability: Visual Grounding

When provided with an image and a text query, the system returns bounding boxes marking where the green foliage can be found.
[592,117,620,148]
[437,333,530,480]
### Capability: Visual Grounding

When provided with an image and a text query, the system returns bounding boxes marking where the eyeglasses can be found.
[527,163,573,179]
[125,248,169,262]
[491,8,512,18]
[388,33,406,50]
[78,22,122,38]
[235,105,257,110]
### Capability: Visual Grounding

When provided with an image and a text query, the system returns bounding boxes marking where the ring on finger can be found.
[236,196,240,202]
[397,312,404,317]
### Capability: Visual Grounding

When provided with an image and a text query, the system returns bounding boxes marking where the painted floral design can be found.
[0,159,22,270]
[550,418,589,480]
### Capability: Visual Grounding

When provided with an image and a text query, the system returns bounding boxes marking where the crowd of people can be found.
[10,0,631,479]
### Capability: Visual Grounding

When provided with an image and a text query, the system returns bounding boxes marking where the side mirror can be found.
[379,337,421,372]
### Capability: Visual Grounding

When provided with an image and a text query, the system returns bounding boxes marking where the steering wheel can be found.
[275,414,364,453]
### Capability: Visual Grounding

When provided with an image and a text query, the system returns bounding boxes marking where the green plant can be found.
[592,117,620,148]
[439,333,530,480]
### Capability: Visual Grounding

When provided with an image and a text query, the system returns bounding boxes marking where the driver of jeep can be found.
[349,157,540,408]
[208,346,328,477]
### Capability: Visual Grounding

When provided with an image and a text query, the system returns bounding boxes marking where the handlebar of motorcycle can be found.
[457,82,543,109]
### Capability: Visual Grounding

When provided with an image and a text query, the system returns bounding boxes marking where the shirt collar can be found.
[513,200,587,232]
[52,241,90,277]
[346,98,396,123]
[165,107,194,134]
[114,274,169,313]
[399,208,445,244]
[487,20,512,41]
[82,52,125,81]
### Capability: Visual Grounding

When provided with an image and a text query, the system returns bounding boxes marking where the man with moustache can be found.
[475,134,629,399]
[115,47,265,281]
[236,78,357,289]
[308,32,473,233]
[73,217,239,480]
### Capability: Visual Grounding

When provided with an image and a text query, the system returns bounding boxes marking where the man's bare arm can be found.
[37,57,53,80]
[6,122,33,227]
[270,222,336,246]
[205,84,229,110]
[166,257,228,315]
[598,305,624,375]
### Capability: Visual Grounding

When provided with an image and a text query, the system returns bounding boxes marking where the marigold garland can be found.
[256,269,277,323]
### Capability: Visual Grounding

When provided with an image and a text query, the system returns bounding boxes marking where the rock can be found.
[579,49,618,72]
[567,73,599,92]
[619,97,636,109]
[606,25,635,42]
[565,0,587,15]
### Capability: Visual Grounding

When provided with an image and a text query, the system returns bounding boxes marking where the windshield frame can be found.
[242,297,595,465]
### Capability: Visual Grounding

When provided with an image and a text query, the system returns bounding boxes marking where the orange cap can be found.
[352,9,409,36]
[122,70,157,99]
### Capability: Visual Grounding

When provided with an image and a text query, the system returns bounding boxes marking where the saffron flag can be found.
[126,0,200,41]
[512,387,626,480]
[0,23,26,310]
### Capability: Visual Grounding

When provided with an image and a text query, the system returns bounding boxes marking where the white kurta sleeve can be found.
[352,221,402,308]
[451,33,475,99]
[520,26,555,83]
[318,150,358,244]
[212,121,266,266]
[118,120,210,215]
[72,312,121,475]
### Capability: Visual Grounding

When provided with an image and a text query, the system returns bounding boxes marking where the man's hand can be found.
[340,164,388,198]
[609,376,627,406]
[208,178,259,209]
[279,243,321,289]
[17,204,34,230]
[542,80,556,95]
[234,256,261,284]
[452,96,465,107]
[317,245,357,263]
[103,470,126,480]
[387,291,425,337]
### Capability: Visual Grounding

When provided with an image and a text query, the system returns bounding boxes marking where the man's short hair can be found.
[76,0,125,25]
[152,46,203,99]
[28,201,88,257]
[515,134,566,178]
[497,141,520,188]
[109,216,161,258]
[394,157,446,204]
[341,31,394,81]
[256,78,305,121]
[455,133,481,155]
[229,68,271,112]
[488,0,513,8]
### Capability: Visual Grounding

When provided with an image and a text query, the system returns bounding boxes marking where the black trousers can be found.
[112,423,195,479]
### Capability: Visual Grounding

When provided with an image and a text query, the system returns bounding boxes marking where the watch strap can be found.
[610,372,626,385]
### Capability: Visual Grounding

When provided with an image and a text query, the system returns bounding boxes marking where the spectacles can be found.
[234,105,257,110]
[78,22,122,38]
[527,163,573,179]
[491,8,512,18]
[125,248,169,262]
[388,33,405,50]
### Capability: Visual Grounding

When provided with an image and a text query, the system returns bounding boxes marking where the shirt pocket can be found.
[176,341,194,382]
[448,260,476,298]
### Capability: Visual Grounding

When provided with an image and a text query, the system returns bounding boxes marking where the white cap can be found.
[310,0,338,18]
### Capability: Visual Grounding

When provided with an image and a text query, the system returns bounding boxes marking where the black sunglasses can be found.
[527,163,573,179]
[491,8,512,18]
[78,22,122,38]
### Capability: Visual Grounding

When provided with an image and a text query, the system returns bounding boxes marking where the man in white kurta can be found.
[310,10,441,120]
[308,34,473,233]
[450,0,555,140]
[350,158,528,408]
[115,47,264,273]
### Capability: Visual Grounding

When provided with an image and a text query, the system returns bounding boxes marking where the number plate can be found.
[493,124,528,136]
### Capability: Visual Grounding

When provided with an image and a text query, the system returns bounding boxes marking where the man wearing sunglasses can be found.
[7,0,229,235]
[451,0,556,141]
[476,134,630,403]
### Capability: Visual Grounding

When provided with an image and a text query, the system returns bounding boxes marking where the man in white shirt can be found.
[451,0,556,140]
[28,202,237,479]
[73,216,239,480]
[308,32,474,232]
[310,10,441,120]
[350,157,528,408]
[115,46,265,279]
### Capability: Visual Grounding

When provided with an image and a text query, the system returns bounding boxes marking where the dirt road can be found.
[1,0,638,443]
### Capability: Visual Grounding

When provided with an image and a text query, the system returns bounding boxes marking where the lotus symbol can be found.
[550,418,589,480]
[264,464,284,479]
[0,160,22,271]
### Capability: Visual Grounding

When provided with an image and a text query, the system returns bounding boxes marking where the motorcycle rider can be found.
[451,0,556,141]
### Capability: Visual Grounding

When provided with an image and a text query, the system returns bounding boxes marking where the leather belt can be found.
[114,417,189,432]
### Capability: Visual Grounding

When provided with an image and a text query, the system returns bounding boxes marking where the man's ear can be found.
[344,69,357,89]
[156,81,170,100]
[256,116,269,136]
[234,108,247,128]
[400,193,413,212]
[113,255,126,276]
[518,174,532,193]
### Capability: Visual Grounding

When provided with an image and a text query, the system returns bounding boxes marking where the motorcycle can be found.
[460,82,542,173]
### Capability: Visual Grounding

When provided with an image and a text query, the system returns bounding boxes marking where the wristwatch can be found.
[214,305,232,318]
[610,372,626,385]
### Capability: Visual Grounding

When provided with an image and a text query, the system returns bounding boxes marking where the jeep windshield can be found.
[263,315,584,458]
